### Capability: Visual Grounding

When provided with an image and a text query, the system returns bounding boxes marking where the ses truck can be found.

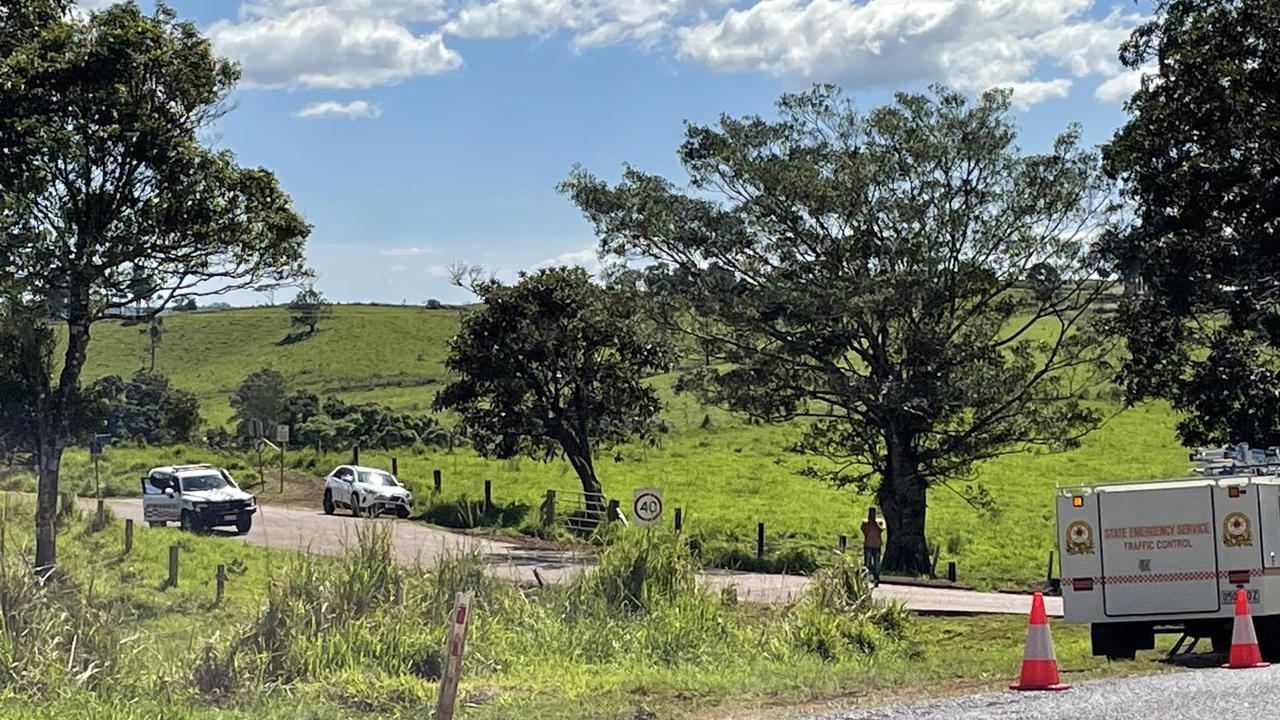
[1056,451,1280,661]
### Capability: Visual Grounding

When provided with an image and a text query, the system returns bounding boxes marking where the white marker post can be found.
[632,488,663,527]
[434,591,474,720]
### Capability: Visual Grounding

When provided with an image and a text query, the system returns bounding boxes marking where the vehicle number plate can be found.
[1222,589,1260,604]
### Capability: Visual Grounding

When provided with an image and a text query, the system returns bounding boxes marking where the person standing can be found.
[860,508,883,586]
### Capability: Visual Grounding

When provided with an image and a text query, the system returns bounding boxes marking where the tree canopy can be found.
[230,368,289,439]
[1102,0,1280,447]
[563,86,1113,572]
[0,3,310,566]
[434,267,673,505]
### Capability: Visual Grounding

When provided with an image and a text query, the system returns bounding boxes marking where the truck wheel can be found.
[323,490,335,516]
[180,510,201,533]
[235,514,253,535]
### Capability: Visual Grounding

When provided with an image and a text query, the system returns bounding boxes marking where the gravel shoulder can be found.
[805,664,1280,720]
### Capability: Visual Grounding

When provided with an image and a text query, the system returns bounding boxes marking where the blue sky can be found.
[81,0,1152,305]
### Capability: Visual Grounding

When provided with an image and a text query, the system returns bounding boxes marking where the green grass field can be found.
[0,499,1174,720]
[49,304,1194,590]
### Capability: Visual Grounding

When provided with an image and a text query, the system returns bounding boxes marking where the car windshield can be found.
[180,472,231,492]
[357,470,398,487]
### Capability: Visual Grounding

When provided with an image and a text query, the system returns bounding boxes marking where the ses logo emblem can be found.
[1222,512,1253,548]
[1065,521,1095,556]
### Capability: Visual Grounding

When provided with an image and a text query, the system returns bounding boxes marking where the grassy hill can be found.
[65,304,1192,589]
[81,304,461,424]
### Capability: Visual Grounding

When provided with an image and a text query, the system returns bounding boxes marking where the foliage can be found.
[1102,0,1280,447]
[563,85,1114,573]
[0,2,309,566]
[435,267,673,502]
[785,552,910,661]
[286,285,332,336]
[287,391,449,451]
[83,371,201,446]
[229,369,289,439]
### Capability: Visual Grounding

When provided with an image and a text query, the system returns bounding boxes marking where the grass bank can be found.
[0,498,1173,720]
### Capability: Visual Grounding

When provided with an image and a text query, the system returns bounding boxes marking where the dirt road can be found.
[103,498,1060,615]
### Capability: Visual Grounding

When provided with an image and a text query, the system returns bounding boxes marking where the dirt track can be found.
[103,498,1062,615]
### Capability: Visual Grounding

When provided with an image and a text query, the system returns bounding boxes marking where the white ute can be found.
[1057,454,1280,660]
[142,463,257,534]
[322,465,413,518]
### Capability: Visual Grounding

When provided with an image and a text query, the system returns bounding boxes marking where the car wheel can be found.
[351,494,362,517]
[396,505,410,519]
[180,510,200,533]
[323,489,335,516]
[235,514,253,535]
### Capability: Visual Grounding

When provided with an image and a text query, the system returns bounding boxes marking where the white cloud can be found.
[1095,65,1153,103]
[208,6,461,89]
[380,246,438,256]
[445,0,726,51]
[1004,79,1072,110]
[535,247,601,273]
[674,0,1142,108]
[295,99,384,118]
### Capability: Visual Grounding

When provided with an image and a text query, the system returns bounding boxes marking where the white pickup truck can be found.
[1056,474,1280,660]
[142,463,258,534]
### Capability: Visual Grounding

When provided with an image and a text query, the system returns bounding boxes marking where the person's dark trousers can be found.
[863,547,881,585]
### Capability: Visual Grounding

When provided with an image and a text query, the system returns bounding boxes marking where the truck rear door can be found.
[1099,484,1220,616]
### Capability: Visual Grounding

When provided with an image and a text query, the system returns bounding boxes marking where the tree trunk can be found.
[878,434,931,576]
[34,431,62,570]
[34,296,93,569]
[565,445,604,513]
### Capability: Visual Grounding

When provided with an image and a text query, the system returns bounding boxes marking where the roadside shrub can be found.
[0,504,128,698]
[420,496,529,530]
[784,552,909,662]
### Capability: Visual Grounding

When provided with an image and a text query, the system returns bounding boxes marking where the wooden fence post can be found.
[352,445,360,465]
[123,519,133,555]
[95,499,105,526]
[167,545,179,588]
[433,469,442,493]
[756,522,765,559]
[391,456,398,476]
[541,490,556,527]
[215,564,226,605]
[838,535,847,553]
[484,480,492,513]
[947,561,957,583]
[606,499,620,523]
[674,507,683,533]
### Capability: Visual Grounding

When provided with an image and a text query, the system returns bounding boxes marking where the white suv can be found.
[322,465,413,518]
[142,464,258,534]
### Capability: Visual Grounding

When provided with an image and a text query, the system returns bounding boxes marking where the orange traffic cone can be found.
[1010,591,1070,691]
[1223,588,1270,669]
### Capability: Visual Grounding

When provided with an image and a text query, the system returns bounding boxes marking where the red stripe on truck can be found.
[1064,568,1269,586]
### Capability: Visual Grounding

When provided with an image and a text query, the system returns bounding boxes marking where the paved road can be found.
[103,499,1060,616]
[808,665,1280,719]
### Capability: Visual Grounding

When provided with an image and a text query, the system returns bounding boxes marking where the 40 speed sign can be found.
[632,488,663,527]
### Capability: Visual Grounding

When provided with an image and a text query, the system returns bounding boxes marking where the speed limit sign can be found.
[632,488,663,526]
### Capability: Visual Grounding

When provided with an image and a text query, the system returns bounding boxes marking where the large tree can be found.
[0,3,310,567]
[563,86,1113,573]
[434,267,672,508]
[1102,0,1280,446]
[286,284,332,335]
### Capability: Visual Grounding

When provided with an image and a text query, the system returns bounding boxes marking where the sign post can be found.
[434,591,474,720]
[632,488,663,527]
[275,425,289,493]
[89,434,111,499]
